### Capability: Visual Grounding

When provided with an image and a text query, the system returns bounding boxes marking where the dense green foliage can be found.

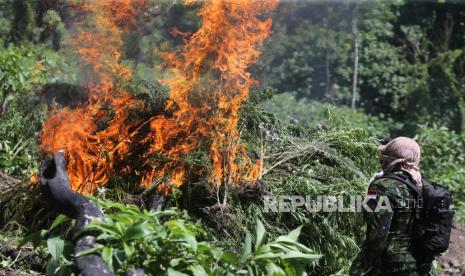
[25,200,320,276]
[263,93,465,223]
[84,200,320,276]
[235,103,379,274]
[258,1,465,134]
[416,125,465,221]
[0,41,61,175]
[262,92,395,137]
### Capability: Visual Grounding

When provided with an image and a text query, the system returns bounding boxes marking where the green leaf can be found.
[96,233,118,242]
[114,249,128,265]
[49,214,69,231]
[21,229,48,248]
[264,262,285,275]
[252,252,283,260]
[286,225,302,242]
[221,251,238,264]
[115,222,126,235]
[184,233,198,253]
[84,223,121,237]
[189,264,208,276]
[45,259,60,276]
[269,243,293,252]
[170,258,181,266]
[167,268,189,276]
[18,72,25,84]
[47,236,64,260]
[124,220,151,241]
[240,232,252,262]
[255,220,266,249]
[75,245,104,257]
[101,247,114,272]
[123,243,135,257]
[282,251,322,260]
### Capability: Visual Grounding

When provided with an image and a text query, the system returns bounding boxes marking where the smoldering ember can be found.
[1,0,465,275]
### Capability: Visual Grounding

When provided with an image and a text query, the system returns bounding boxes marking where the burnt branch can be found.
[39,151,113,276]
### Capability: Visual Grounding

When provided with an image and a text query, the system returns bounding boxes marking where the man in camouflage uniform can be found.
[350,137,437,276]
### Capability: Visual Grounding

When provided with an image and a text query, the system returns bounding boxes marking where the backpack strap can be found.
[377,172,422,236]
[378,173,422,196]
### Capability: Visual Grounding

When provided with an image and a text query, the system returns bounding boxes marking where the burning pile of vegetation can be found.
[40,0,277,195]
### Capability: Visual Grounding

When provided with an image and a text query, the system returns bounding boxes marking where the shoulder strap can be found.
[378,173,422,235]
[377,173,422,196]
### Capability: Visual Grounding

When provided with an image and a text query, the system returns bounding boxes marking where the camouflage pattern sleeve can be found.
[350,180,394,276]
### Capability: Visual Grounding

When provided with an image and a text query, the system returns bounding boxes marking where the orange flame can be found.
[40,0,278,195]
[40,84,141,193]
[40,0,145,194]
[67,0,145,82]
[142,0,278,192]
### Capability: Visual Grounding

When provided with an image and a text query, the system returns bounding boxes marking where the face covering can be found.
[378,137,423,189]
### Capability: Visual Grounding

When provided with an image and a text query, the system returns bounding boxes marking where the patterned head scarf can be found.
[378,137,423,189]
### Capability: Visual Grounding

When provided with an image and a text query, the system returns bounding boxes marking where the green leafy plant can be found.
[235,221,320,275]
[0,41,58,114]
[261,92,396,138]
[73,199,320,275]
[0,140,34,175]
[21,214,74,275]
[415,124,465,221]
[0,41,62,175]
[231,99,379,275]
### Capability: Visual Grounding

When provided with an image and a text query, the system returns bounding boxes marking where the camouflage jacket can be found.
[349,171,435,276]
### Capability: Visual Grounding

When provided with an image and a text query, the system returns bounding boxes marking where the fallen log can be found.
[39,152,113,276]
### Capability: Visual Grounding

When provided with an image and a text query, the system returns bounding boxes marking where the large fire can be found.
[40,0,145,193]
[40,0,278,195]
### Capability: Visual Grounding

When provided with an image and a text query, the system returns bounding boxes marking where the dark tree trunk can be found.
[323,17,331,99]
[1,91,10,116]
[351,5,359,109]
